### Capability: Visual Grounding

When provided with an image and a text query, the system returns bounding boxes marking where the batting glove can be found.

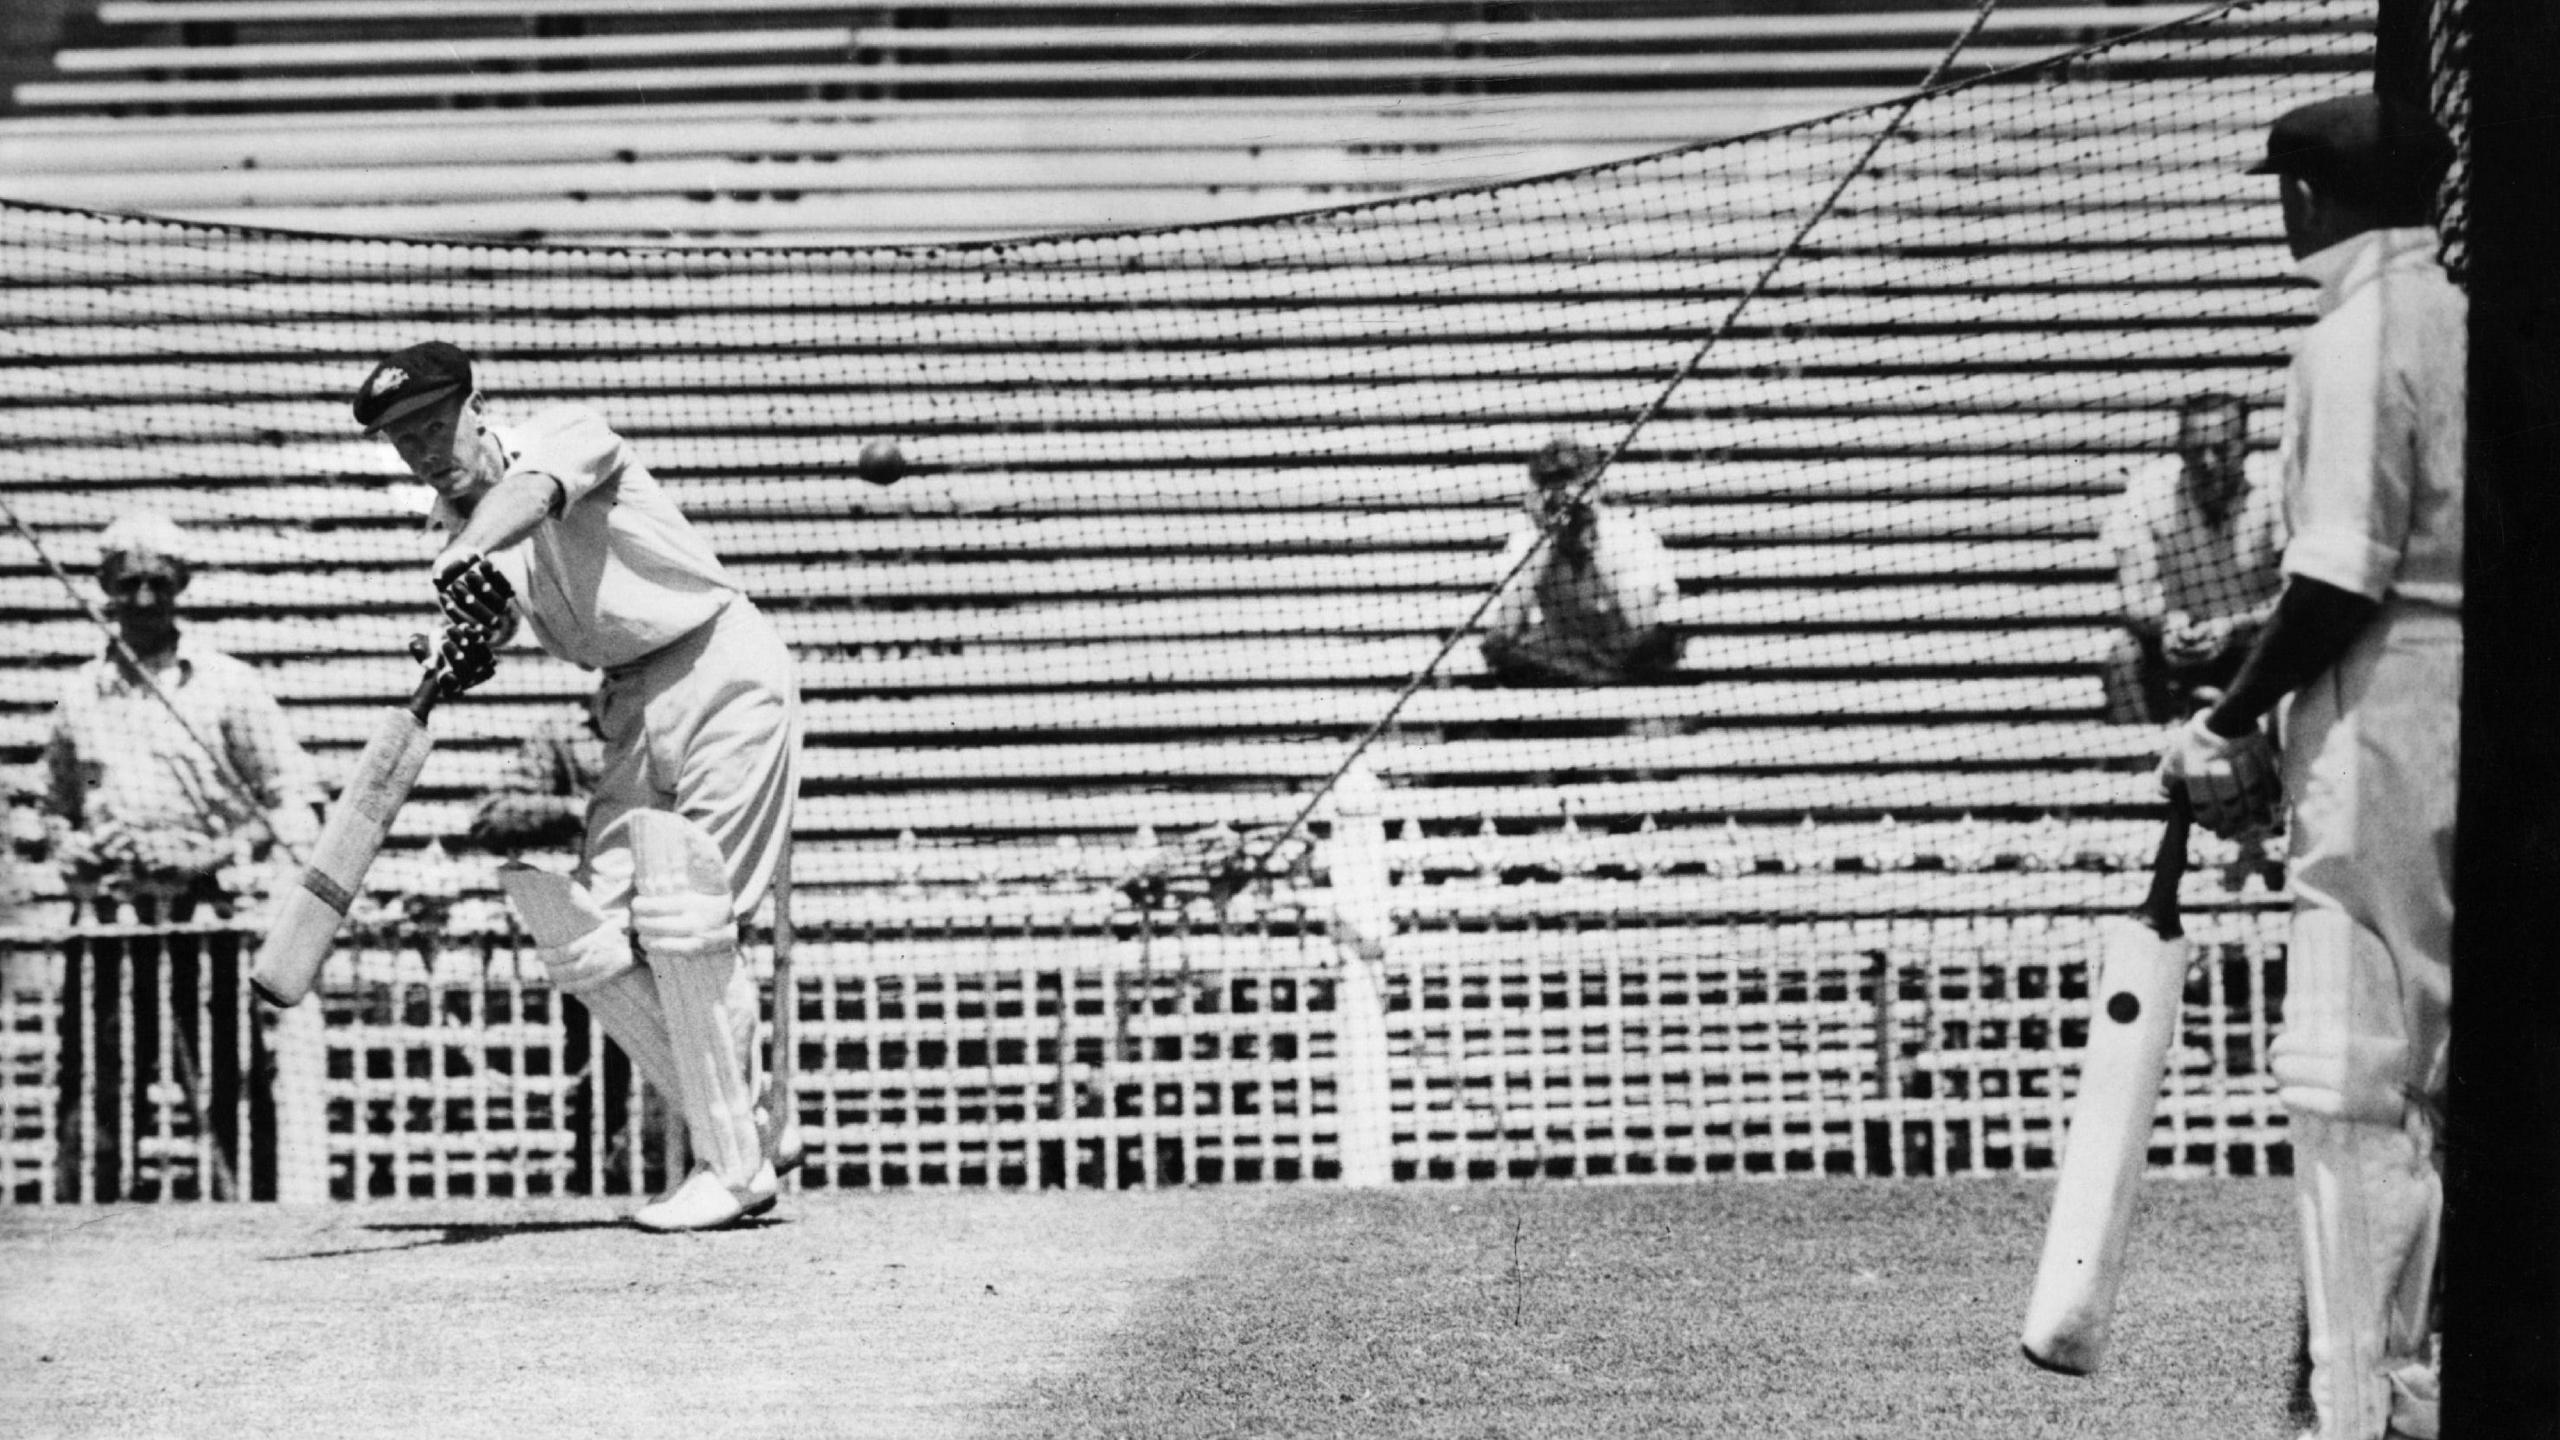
[632,890,736,962]
[2157,711,2281,839]
[420,625,500,698]
[431,548,515,632]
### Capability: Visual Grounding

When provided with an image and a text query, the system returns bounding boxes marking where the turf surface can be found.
[2,1177,2299,1439]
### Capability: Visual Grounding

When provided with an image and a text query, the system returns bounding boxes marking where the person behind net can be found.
[37,512,324,1200]
[354,340,802,1233]
[2155,94,2460,1440]
[1479,435,1679,691]
[2098,392,2284,726]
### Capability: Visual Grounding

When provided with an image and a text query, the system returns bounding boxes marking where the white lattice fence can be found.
[1373,909,2289,1185]
[0,882,2290,1203]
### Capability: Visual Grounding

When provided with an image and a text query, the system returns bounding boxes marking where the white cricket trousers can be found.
[2275,601,2459,1440]
[580,594,802,925]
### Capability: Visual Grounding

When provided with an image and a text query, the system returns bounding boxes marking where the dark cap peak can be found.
[353,340,475,431]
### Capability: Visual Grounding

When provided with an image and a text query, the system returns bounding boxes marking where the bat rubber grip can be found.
[296,866,355,917]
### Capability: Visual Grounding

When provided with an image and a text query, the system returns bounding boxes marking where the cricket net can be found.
[0,0,2377,1200]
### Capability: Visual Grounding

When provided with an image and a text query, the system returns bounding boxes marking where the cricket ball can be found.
[856,437,907,487]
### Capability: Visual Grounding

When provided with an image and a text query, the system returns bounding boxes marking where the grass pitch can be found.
[2,1177,2297,1440]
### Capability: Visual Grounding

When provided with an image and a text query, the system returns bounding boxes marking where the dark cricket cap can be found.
[2246,93,2452,209]
[352,340,474,431]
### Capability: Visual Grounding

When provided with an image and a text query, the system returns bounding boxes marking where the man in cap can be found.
[355,341,802,1232]
[2156,92,2461,1440]
[39,511,324,1198]
[1479,436,1678,690]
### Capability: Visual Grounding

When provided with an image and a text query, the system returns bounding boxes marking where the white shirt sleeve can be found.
[2281,292,2411,602]
[508,406,629,513]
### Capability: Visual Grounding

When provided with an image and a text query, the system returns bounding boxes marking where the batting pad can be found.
[629,811,762,1185]
[498,864,610,948]
[502,865,685,1103]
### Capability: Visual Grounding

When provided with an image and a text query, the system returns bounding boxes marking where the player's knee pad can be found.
[624,809,738,967]
[2272,911,2413,1126]
[500,864,640,996]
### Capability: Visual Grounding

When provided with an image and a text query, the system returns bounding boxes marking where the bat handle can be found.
[2135,796,2193,941]
[402,636,446,722]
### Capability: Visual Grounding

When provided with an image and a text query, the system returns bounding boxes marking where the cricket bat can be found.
[2020,799,2195,1375]
[251,659,445,1008]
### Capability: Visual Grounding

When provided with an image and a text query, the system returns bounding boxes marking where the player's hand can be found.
[420,625,500,698]
[633,890,734,961]
[431,548,515,632]
[2157,711,2281,839]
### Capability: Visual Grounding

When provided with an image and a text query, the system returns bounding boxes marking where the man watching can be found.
[39,511,323,1199]
[1479,435,1679,689]
[2099,393,2284,725]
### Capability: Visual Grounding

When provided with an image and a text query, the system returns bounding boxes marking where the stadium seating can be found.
[0,2,2360,243]
[0,2,2356,1199]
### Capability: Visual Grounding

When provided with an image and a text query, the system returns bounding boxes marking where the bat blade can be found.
[2021,803,2195,1375]
[251,675,439,1008]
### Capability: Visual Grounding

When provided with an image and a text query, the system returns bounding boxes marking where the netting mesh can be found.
[2,0,2373,1197]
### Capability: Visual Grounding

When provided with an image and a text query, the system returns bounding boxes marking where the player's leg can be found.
[2270,908,2442,1440]
[504,852,683,1104]
[558,710,687,1108]
[2274,613,2457,1440]
[583,737,790,1215]
[653,603,803,1179]
[608,602,801,1230]
[624,809,772,1232]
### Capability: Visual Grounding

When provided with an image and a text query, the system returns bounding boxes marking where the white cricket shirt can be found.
[2277,227,2466,612]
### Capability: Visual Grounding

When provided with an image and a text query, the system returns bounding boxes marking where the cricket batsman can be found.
[355,340,803,1232]
[2156,95,2460,1440]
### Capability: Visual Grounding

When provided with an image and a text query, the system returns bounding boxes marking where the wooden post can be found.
[1327,763,1394,1188]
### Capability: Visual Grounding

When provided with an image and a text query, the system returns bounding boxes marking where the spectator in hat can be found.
[2154,91,2461,1440]
[37,511,324,1199]
[39,512,323,907]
